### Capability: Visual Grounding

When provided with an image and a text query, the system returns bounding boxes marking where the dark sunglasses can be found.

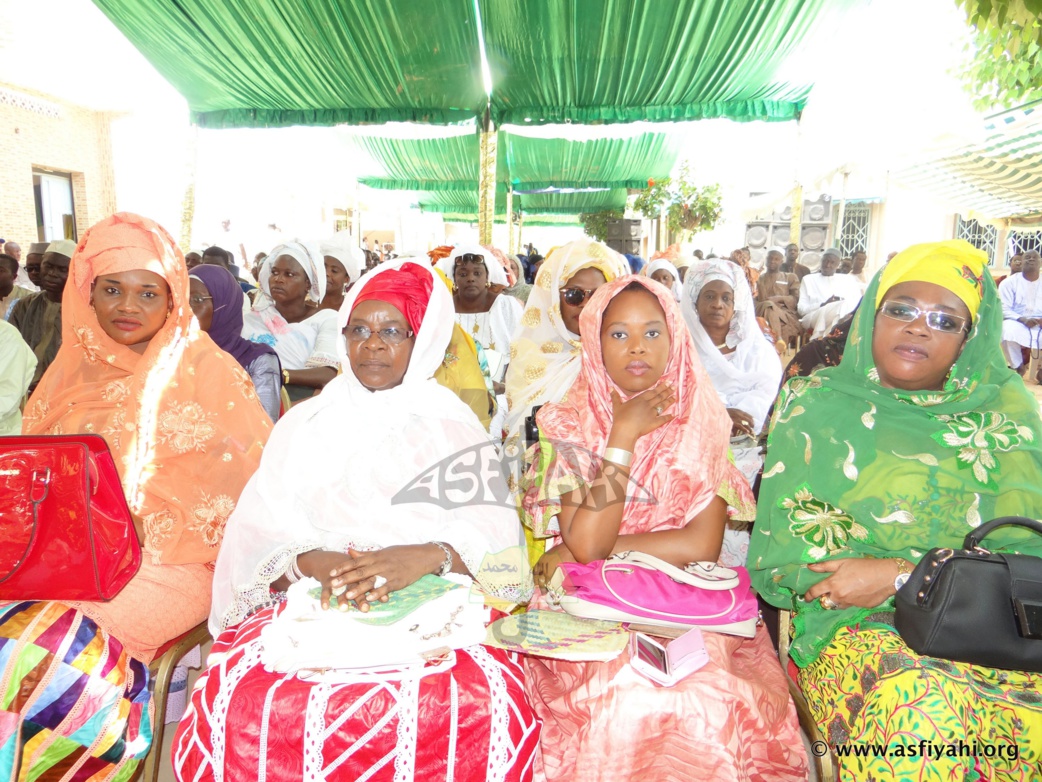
[560,287,597,307]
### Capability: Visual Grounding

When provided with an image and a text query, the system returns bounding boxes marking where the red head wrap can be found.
[350,262,433,334]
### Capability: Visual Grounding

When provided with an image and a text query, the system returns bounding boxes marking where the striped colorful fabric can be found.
[173,603,541,781]
[0,601,152,782]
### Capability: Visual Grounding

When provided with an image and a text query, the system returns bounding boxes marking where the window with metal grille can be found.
[955,216,998,265]
[1007,230,1042,257]
[837,202,870,258]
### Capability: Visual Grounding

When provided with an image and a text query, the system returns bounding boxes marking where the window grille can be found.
[1007,230,1042,258]
[955,216,998,265]
[837,202,870,258]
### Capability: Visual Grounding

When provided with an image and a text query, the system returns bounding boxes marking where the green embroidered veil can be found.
[750,240,1042,666]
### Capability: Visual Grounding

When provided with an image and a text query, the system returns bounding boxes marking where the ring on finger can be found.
[655,405,663,415]
[819,594,840,611]
[331,584,348,597]
[373,575,388,589]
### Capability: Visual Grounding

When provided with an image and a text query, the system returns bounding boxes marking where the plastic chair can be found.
[778,610,837,782]
[140,621,211,782]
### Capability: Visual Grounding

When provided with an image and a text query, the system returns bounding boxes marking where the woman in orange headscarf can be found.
[0,213,271,780]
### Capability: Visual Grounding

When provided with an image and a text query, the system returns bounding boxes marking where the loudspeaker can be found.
[606,238,641,255]
[606,218,642,240]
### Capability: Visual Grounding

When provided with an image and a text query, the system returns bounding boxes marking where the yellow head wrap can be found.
[876,240,987,322]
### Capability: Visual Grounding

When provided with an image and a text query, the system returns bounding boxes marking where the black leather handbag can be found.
[895,516,1042,673]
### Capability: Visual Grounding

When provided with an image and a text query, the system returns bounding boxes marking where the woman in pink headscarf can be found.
[520,275,806,781]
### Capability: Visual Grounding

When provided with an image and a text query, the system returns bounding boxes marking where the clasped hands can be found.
[298,545,444,612]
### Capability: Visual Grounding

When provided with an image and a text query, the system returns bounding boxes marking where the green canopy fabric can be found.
[441,213,582,226]
[520,189,629,214]
[92,0,852,127]
[416,189,508,217]
[416,188,625,219]
[356,134,480,191]
[482,0,847,125]
[502,133,678,190]
[91,0,485,127]
[354,131,679,191]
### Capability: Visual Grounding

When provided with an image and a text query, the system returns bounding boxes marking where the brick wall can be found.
[0,83,117,247]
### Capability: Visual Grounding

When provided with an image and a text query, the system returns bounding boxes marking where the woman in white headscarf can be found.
[318,238,365,313]
[646,258,683,301]
[680,258,782,564]
[503,238,629,480]
[437,244,523,436]
[175,259,536,781]
[242,241,339,402]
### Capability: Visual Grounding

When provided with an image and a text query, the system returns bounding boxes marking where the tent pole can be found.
[790,183,803,253]
[179,125,199,251]
[790,117,803,256]
[833,170,849,251]
[478,107,497,245]
[506,186,515,253]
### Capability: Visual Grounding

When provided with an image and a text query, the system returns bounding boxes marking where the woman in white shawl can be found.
[680,258,782,565]
[175,259,537,781]
[242,241,339,402]
[437,244,523,437]
[502,239,629,484]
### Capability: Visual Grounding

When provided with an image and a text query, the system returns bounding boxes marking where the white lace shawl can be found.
[211,259,530,633]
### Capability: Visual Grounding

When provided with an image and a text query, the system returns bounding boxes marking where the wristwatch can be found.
[893,558,912,592]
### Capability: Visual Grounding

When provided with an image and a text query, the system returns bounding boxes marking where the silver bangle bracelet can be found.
[602,447,633,468]
[431,541,453,577]
[284,554,305,584]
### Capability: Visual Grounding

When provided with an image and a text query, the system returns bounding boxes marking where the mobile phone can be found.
[629,627,709,686]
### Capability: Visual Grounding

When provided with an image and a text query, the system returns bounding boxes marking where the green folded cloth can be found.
[307,574,463,625]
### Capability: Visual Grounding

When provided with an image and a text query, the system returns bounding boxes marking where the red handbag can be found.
[0,434,141,601]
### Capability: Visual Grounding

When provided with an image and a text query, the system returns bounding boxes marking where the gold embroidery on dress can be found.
[143,508,178,564]
[157,402,217,453]
[524,362,547,382]
[74,326,105,363]
[189,493,236,547]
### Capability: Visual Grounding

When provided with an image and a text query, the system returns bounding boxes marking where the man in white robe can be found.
[798,248,863,339]
[1000,250,1042,376]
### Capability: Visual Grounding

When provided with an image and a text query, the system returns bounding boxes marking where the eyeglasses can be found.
[878,300,969,334]
[455,254,485,266]
[560,287,597,307]
[344,324,414,345]
[189,295,212,306]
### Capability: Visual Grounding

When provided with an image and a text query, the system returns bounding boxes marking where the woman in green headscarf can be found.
[750,240,1042,780]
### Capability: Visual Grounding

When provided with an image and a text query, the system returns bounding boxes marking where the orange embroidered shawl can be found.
[23,213,271,565]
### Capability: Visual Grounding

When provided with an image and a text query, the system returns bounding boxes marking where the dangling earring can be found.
[485,281,491,289]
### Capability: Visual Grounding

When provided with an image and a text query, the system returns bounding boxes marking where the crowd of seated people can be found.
[3,215,1041,781]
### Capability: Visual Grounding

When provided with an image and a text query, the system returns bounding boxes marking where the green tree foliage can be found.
[579,209,624,241]
[632,163,722,238]
[959,0,1042,110]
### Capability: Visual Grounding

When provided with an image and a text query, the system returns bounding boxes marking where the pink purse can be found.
[548,550,759,637]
